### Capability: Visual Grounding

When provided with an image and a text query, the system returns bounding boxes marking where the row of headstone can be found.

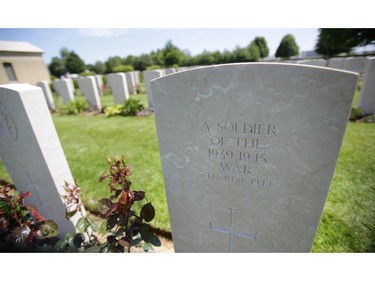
[0,63,365,252]
[151,62,359,252]
[0,83,85,237]
[327,56,368,74]
[358,57,375,114]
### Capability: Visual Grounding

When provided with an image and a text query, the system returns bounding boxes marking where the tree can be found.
[105,56,123,73]
[315,29,375,58]
[248,42,261,61]
[275,34,299,59]
[161,40,185,67]
[65,51,86,73]
[252,37,269,59]
[48,56,65,77]
[93,61,107,74]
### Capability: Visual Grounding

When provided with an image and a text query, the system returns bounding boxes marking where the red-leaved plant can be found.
[0,156,160,253]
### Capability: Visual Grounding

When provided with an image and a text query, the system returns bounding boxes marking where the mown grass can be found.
[0,80,374,251]
[312,122,375,252]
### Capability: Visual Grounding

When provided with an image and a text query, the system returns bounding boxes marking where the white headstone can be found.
[297,59,327,67]
[151,63,358,253]
[106,73,129,104]
[143,70,163,110]
[125,72,137,94]
[77,76,102,111]
[133,71,140,85]
[53,78,75,104]
[37,80,56,111]
[345,57,368,74]
[0,84,84,236]
[358,57,375,114]
[328,57,346,70]
[164,68,177,75]
[95,75,104,96]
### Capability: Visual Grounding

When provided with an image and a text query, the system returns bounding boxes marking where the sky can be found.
[1,1,374,66]
[0,28,324,65]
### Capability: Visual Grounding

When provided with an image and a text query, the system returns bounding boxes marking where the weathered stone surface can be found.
[143,70,163,110]
[152,63,358,253]
[106,73,129,104]
[0,84,84,236]
[358,57,375,114]
[37,80,55,111]
[77,76,102,111]
[53,78,74,104]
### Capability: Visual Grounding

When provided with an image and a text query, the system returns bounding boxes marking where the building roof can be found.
[0,40,44,53]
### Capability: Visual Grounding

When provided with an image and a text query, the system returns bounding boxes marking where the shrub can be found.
[112,65,134,73]
[146,65,162,70]
[61,100,87,115]
[363,114,375,123]
[350,108,365,121]
[80,71,96,77]
[105,99,144,117]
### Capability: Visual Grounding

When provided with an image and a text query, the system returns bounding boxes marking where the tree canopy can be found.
[315,29,375,57]
[275,34,299,58]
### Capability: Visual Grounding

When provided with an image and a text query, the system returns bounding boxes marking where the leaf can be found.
[37,220,59,238]
[149,235,161,247]
[131,238,142,246]
[107,214,118,230]
[10,224,31,243]
[76,217,90,233]
[0,201,11,214]
[85,198,98,212]
[99,173,108,182]
[99,220,108,235]
[0,217,10,234]
[107,235,117,245]
[105,203,118,218]
[97,198,113,216]
[73,233,85,248]
[133,191,145,201]
[115,227,126,238]
[140,224,151,242]
[118,238,130,248]
[142,243,154,253]
[140,202,155,222]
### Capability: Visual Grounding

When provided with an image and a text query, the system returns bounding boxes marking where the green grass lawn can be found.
[0,82,374,251]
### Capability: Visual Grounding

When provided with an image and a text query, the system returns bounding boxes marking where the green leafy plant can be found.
[105,99,144,117]
[61,100,88,115]
[0,184,59,252]
[350,107,365,121]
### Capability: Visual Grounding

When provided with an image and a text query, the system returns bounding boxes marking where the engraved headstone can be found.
[152,63,358,252]
[106,73,129,104]
[358,57,375,114]
[77,76,102,111]
[53,78,75,103]
[164,68,177,75]
[37,80,56,111]
[0,84,84,236]
[143,70,163,110]
[125,72,137,94]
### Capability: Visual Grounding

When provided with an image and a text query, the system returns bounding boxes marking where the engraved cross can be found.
[210,208,257,252]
